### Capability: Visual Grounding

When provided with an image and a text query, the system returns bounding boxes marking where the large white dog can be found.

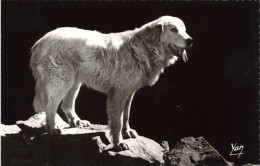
[30,16,193,150]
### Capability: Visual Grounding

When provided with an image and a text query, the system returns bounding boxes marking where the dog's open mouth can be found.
[168,44,188,62]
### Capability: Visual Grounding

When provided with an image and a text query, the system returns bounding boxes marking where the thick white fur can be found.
[30,16,191,149]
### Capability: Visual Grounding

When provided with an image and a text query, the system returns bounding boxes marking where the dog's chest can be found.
[144,69,163,86]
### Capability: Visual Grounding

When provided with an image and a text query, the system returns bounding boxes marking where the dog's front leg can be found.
[122,92,138,139]
[106,90,129,151]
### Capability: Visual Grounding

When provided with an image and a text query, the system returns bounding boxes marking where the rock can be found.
[1,124,33,166]
[16,112,70,129]
[1,113,238,166]
[163,137,234,166]
[1,113,165,166]
[104,136,164,166]
[0,124,21,136]
[242,164,258,166]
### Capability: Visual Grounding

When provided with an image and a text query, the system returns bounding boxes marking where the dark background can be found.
[2,1,259,165]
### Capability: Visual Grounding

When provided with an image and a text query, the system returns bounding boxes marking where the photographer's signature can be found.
[230,143,244,158]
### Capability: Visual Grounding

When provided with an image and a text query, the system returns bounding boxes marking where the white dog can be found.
[30,16,193,150]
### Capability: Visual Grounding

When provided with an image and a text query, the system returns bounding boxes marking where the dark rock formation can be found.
[163,137,234,166]
[1,113,234,166]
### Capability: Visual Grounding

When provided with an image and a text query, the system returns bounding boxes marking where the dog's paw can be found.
[46,127,61,136]
[103,142,129,152]
[117,142,129,151]
[71,119,91,128]
[122,129,138,139]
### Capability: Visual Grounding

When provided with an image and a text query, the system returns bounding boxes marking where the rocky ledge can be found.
[1,113,233,166]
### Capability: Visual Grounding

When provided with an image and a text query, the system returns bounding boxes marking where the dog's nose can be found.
[186,38,193,48]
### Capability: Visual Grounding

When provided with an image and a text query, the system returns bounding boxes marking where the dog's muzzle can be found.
[168,44,188,62]
[168,38,193,62]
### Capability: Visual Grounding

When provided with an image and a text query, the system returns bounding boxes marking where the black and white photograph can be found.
[1,1,259,166]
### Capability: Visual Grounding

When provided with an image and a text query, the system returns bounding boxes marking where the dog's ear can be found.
[141,23,163,45]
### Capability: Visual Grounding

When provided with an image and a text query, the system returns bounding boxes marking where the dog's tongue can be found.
[182,50,188,62]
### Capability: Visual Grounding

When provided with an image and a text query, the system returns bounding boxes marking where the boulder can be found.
[1,113,236,166]
[1,113,164,166]
[163,137,234,166]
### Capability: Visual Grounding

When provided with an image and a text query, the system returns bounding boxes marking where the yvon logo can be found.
[230,143,244,158]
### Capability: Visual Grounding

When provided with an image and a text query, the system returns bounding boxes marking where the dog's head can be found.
[140,16,193,62]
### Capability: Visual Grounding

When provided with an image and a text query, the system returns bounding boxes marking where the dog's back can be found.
[30,27,102,74]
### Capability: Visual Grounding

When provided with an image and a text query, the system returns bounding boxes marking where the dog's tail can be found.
[30,38,46,80]
[30,40,45,113]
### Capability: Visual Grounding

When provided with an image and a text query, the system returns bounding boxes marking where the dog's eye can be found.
[170,27,178,33]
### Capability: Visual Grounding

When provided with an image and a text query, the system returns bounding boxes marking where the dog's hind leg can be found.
[44,79,74,135]
[45,97,62,135]
[106,89,130,151]
[33,80,46,113]
[122,92,138,139]
[34,74,73,135]
[61,80,90,128]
